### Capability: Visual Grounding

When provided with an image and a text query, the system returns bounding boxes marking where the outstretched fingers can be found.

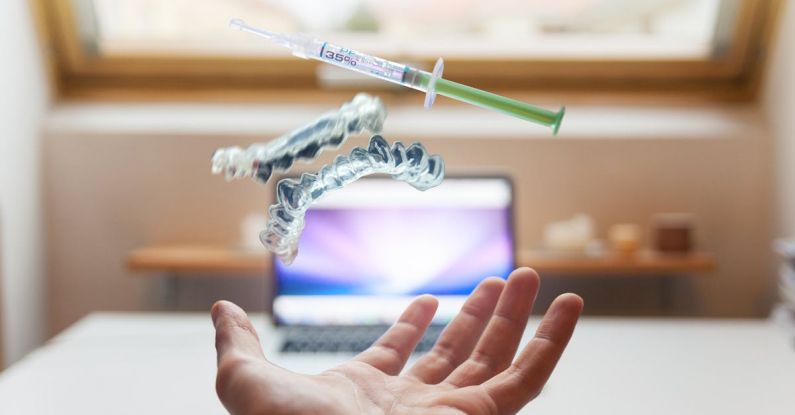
[409,277,505,384]
[444,268,540,387]
[354,295,439,375]
[483,293,584,414]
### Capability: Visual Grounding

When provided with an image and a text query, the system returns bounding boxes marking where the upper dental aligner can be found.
[210,93,387,184]
[262,135,445,264]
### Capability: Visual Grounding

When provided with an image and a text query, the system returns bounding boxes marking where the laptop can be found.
[270,176,515,355]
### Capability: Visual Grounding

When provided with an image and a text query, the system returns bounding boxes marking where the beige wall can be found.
[44,110,774,334]
[765,1,795,238]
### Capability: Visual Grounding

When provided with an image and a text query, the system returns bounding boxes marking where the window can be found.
[38,0,779,100]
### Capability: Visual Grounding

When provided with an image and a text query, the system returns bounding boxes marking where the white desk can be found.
[0,313,793,414]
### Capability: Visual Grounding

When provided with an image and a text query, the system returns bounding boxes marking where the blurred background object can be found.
[772,239,795,337]
[239,213,269,252]
[609,223,642,255]
[775,239,795,313]
[653,213,695,254]
[544,214,596,253]
[774,239,795,269]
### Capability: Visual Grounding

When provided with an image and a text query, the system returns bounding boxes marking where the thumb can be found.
[211,300,265,364]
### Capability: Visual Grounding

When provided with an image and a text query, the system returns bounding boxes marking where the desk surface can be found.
[127,245,716,276]
[1,313,793,414]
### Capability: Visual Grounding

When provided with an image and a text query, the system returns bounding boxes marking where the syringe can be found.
[230,19,565,134]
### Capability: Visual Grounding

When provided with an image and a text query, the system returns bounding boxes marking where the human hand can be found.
[212,267,583,414]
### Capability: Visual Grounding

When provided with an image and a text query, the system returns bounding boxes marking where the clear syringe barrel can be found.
[314,42,424,91]
[230,18,424,91]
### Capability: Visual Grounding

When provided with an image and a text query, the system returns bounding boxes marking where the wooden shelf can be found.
[518,250,715,275]
[127,245,715,277]
[127,246,271,274]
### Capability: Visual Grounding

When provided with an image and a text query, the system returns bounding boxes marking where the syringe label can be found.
[320,43,407,84]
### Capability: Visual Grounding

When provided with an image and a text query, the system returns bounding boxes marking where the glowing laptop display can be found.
[273,177,514,325]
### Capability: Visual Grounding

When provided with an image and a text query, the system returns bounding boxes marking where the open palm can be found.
[212,268,583,414]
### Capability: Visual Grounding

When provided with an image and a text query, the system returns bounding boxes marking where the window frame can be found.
[36,0,782,101]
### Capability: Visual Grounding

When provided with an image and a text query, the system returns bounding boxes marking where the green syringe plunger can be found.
[416,59,565,134]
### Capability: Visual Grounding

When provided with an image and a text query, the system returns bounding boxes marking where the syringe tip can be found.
[229,18,246,31]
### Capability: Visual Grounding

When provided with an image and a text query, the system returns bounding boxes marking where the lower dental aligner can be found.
[263,135,445,264]
[211,93,386,184]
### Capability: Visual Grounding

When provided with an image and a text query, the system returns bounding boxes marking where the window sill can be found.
[44,102,763,140]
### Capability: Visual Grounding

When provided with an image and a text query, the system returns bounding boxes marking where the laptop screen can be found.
[273,176,514,325]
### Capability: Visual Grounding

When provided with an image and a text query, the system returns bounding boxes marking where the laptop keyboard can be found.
[280,325,446,354]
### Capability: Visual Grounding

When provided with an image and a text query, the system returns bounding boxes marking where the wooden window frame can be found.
[35,0,782,102]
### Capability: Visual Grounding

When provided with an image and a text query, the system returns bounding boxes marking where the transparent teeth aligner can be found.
[263,135,445,264]
[211,93,386,184]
